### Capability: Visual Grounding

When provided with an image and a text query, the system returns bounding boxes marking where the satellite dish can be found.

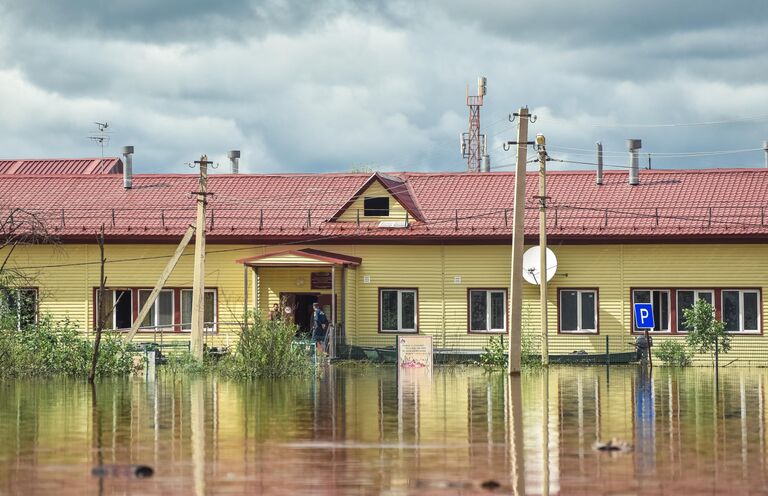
[522,247,557,285]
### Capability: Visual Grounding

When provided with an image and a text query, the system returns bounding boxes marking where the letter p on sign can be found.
[634,303,655,330]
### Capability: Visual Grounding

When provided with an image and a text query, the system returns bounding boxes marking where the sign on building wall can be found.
[397,335,433,369]
[310,272,332,290]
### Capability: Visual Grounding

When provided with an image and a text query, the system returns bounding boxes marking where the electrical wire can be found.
[590,113,768,128]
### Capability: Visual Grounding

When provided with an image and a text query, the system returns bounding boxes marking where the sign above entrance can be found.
[311,272,332,290]
[397,335,433,369]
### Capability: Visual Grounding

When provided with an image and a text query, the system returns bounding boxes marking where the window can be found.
[364,197,389,216]
[676,290,714,332]
[722,290,760,333]
[1,288,38,331]
[181,289,217,332]
[380,289,417,332]
[138,289,174,330]
[110,289,133,330]
[469,289,506,333]
[632,290,670,332]
[559,289,597,333]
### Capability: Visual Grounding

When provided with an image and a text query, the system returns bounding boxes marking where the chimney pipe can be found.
[596,142,603,185]
[121,145,134,189]
[481,154,490,172]
[227,150,241,174]
[627,139,642,186]
[763,140,768,169]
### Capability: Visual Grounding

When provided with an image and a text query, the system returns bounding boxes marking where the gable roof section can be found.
[236,248,362,266]
[0,158,123,175]
[1,168,768,243]
[328,172,424,221]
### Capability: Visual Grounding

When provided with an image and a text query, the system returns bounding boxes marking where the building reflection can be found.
[2,367,768,494]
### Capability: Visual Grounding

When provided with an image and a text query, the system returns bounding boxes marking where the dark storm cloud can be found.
[1,0,406,42]
[0,0,766,173]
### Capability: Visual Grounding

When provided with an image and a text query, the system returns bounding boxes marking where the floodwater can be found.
[1,366,768,495]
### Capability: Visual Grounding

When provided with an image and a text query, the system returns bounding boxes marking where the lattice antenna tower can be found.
[459,77,487,173]
[87,121,112,157]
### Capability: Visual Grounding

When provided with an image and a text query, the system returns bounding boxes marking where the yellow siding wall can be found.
[336,181,408,222]
[7,242,768,365]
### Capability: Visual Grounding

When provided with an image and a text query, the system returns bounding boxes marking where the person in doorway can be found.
[311,302,328,355]
[268,303,280,321]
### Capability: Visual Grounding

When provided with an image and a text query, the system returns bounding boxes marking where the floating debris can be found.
[91,465,154,478]
[480,479,502,491]
[593,438,632,452]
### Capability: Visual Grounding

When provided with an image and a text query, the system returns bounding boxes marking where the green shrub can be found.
[683,299,730,365]
[479,336,507,368]
[653,340,692,367]
[223,313,312,378]
[0,314,137,378]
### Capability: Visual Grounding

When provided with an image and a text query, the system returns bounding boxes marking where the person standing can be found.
[311,302,328,355]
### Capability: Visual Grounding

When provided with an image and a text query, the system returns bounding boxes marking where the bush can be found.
[478,333,541,369]
[479,336,507,368]
[653,340,692,367]
[223,313,312,378]
[0,314,137,378]
[683,299,730,365]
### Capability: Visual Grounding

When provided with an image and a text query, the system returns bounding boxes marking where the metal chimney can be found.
[763,140,768,168]
[627,139,642,186]
[227,150,241,174]
[481,154,491,172]
[121,145,134,189]
[596,142,603,185]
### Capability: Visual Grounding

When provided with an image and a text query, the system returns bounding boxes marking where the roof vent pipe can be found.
[121,145,134,189]
[627,139,642,186]
[227,150,241,174]
[596,142,603,185]
[481,154,491,172]
[763,140,767,168]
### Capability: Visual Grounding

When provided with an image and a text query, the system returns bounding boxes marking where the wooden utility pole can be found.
[89,225,107,383]
[536,134,549,366]
[124,225,196,343]
[191,155,212,360]
[507,108,533,374]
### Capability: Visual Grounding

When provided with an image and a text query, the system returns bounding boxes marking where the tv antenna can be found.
[87,121,112,157]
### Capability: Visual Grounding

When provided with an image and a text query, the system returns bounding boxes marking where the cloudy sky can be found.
[0,0,766,174]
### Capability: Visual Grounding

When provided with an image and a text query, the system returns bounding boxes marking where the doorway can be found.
[281,292,319,335]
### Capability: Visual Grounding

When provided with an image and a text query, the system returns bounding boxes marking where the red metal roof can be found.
[0,158,122,175]
[1,168,767,243]
[236,249,362,266]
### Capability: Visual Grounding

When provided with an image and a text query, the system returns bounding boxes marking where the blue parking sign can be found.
[634,303,655,329]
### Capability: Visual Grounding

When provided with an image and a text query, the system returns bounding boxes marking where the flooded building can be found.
[1,158,767,363]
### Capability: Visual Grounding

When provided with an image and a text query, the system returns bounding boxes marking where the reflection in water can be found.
[1,367,768,494]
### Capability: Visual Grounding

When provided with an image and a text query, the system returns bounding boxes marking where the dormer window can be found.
[364,197,389,216]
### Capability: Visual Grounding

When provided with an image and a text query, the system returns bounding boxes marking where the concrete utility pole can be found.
[191,155,212,360]
[507,108,534,374]
[535,134,549,366]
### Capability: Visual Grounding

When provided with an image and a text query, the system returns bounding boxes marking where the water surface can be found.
[1,366,767,495]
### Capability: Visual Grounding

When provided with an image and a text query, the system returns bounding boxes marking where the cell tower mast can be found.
[460,77,487,173]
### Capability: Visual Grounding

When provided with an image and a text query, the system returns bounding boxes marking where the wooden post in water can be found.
[88,225,107,383]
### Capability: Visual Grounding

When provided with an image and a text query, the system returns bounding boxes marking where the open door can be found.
[317,294,336,324]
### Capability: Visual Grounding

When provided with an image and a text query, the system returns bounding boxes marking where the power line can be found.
[590,113,768,128]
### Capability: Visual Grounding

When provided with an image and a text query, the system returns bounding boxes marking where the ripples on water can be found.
[1,366,767,495]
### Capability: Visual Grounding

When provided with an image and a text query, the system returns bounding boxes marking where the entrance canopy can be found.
[236,248,362,267]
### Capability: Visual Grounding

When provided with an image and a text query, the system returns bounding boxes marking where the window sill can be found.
[379,329,417,334]
[559,330,598,335]
[468,330,508,334]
